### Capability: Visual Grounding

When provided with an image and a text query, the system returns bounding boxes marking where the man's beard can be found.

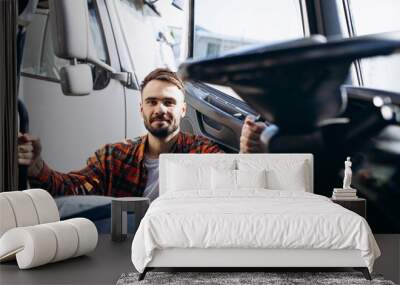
[144,114,179,138]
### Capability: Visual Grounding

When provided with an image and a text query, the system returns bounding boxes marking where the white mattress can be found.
[131,190,380,273]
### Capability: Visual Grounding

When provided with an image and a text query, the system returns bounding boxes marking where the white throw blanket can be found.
[131,190,380,273]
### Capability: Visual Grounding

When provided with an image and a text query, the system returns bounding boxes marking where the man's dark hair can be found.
[140,68,184,92]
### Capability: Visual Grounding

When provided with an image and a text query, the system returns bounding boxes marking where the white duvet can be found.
[131,190,380,273]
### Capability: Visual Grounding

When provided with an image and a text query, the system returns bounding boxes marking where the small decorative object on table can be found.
[331,157,366,218]
[343,157,353,189]
[332,157,358,200]
[111,197,150,242]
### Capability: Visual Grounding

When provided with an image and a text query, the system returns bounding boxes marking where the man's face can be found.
[140,79,186,138]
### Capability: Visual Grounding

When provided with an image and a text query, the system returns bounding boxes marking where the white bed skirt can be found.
[148,248,366,268]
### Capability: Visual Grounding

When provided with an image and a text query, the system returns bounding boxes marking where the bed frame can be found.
[139,248,371,280]
[137,154,372,281]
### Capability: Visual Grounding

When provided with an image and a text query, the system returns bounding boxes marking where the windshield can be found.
[348,0,400,93]
[193,0,304,60]
[192,0,305,101]
[115,0,187,82]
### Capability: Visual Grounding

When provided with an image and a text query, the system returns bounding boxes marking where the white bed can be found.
[131,154,380,280]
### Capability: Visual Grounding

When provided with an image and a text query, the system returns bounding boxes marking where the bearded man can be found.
[18,68,265,200]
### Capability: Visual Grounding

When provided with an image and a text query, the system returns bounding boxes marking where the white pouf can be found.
[0,189,98,269]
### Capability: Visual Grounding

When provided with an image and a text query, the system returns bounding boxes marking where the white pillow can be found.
[266,166,307,191]
[167,163,211,191]
[211,168,236,190]
[211,169,267,190]
[238,159,308,192]
[236,169,267,189]
[167,159,236,192]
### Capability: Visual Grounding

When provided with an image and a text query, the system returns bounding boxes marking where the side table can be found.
[331,197,366,218]
[111,197,150,241]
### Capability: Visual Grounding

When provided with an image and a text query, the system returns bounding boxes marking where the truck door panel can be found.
[182,81,259,152]
[19,1,126,172]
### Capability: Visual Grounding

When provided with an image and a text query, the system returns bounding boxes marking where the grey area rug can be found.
[116,272,396,285]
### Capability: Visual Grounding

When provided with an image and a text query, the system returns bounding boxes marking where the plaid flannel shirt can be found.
[29,132,223,197]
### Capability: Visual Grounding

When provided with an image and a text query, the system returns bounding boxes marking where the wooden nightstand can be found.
[331,198,366,218]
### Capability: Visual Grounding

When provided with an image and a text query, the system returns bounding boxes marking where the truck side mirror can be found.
[48,0,93,95]
[60,64,93,96]
[48,0,137,95]
[49,0,93,62]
